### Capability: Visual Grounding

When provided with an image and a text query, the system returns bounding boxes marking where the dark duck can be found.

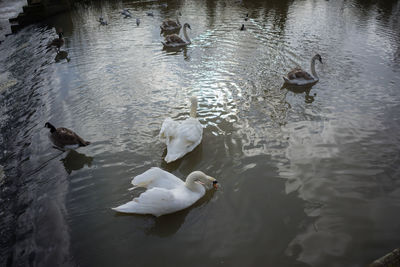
[47,32,64,50]
[45,122,90,150]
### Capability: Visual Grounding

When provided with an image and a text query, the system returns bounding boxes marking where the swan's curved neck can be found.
[190,98,197,118]
[185,174,202,191]
[311,57,318,79]
[176,15,180,25]
[183,26,191,44]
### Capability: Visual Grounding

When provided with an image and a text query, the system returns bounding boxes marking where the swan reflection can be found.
[281,84,317,104]
[146,189,215,237]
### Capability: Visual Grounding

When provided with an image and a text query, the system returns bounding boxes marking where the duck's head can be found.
[187,171,218,189]
[184,23,191,30]
[315,54,322,63]
[44,122,56,132]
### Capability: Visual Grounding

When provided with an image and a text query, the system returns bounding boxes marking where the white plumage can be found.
[112,167,218,216]
[159,96,203,163]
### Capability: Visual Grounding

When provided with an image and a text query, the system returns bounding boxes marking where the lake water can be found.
[1,0,400,266]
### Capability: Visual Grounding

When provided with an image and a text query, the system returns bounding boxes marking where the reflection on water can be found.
[114,189,216,238]
[54,50,70,62]
[61,149,93,174]
[281,84,317,104]
[1,0,400,266]
[145,189,216,237]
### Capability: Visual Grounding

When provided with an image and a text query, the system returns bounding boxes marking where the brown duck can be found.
[45,122,90,149]
[47,32,64,50]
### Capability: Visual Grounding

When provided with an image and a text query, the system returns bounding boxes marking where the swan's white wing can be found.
[178,118,203,143]
[131,167,183,190]
[159,117,179,143]
[112,188,184,217]
[164,118,203,163]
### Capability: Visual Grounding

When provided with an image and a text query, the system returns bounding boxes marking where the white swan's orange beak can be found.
[212,181,218,189]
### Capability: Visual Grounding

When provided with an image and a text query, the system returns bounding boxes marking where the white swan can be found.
[159,96,202,163]
[162,23,191,48]
[112,167,218,216]
[283,54,323,86]
[160,11,181,32]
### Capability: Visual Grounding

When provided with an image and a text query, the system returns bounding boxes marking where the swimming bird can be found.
[47,32,64,50]
[240,24,245,31]
[162,23,191,48]
[98,16,108,25]
[244,13,249,21]
[283,54,323,86]
[160,11,181,32]
[159,96,202,163]
[45,122,90,149]
[136,18,140,26]
[161,3,168,8]
[146,11,154,17]
[121,8,132,18]
[112,167,218,216]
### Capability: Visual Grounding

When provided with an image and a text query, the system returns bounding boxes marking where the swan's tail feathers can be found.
[111,200,141,214]
[164,152,181,163]
[190,96,198,118]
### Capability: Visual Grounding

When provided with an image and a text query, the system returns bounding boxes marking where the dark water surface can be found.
[1,0,400,266]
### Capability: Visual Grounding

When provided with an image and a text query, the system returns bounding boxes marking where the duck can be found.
[146,11,154,17]
[112,167,218,216]
[240,24,245,31]
[160,11,182,32]
[98,16,108,25]
[47,32,64,50]
[283,54,323,86]
[244,13,249,21]
[159,96,202,163]
[45,122,90,149]
[162,23,191,48]
[120,8,132,18]
[136,18,140,26]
